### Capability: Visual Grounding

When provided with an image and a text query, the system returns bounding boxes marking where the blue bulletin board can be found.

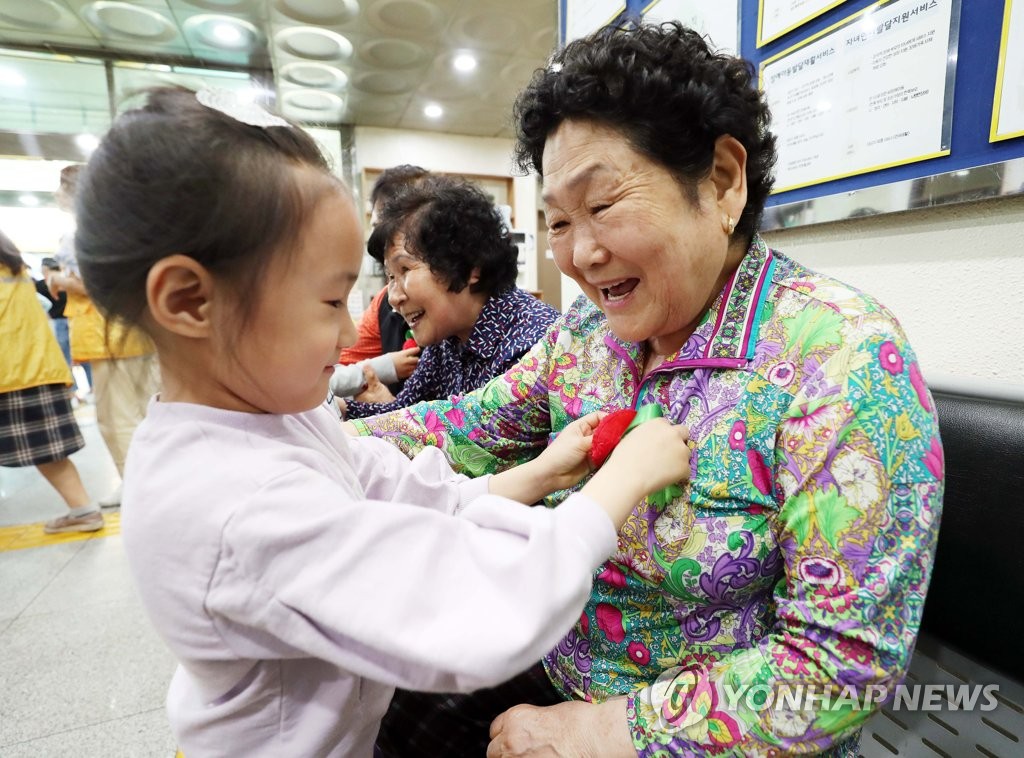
[559,0,1024,222]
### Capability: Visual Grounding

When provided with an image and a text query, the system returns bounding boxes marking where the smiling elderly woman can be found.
[354,23,944,758]
[343,176,559,419]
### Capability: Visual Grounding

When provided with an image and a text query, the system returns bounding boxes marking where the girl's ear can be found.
[146,255,216,338]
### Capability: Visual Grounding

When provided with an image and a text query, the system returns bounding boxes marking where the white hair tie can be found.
[196,87,289,129]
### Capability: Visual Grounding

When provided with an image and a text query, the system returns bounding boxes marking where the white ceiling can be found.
[0,0,560,138]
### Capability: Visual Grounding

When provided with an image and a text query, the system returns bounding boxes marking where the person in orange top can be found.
[0,230,104,533]
[48,165,159,507]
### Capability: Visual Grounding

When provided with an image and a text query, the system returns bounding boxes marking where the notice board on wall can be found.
[559,0,1024,225]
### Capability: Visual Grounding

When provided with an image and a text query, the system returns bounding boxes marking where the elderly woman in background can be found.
[343,176,559,419]
[356,23,943,757]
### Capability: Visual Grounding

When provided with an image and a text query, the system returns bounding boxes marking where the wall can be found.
[763,196,1024,387]
[559,195,1024,388]
[353,126,537,292]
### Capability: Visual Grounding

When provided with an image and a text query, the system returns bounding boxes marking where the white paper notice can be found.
[759,0,851,45]
[566,0,627,43]
[762,0,956,192]
[642,0,740,55]
[992,0,1024,141]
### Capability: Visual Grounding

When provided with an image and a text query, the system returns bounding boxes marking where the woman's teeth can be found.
[602,280,637,301]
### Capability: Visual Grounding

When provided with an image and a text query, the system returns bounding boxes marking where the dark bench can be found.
[861,389,1024,757]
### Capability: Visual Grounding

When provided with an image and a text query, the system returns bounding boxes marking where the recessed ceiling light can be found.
[0,67,26,87]
[183,14,260,51]
[424,104,443,119]
[75,134,101,153]
[19,194,40,207]
[453,54,477,72]
[212,22,243,45]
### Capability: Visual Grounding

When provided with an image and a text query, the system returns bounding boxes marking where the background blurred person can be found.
[0,230,103,533]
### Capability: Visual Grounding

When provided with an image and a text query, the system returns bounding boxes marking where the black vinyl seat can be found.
[860,391,1024,757]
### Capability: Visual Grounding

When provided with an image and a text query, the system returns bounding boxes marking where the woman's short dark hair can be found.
[367,177,519,297]
[75,86,338,331]
[369,164,430,211]
[513,22,777,239]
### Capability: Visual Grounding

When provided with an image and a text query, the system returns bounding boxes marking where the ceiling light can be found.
[453,54,477,72]
[19,194,40,207]
[75,134,101,153]
[424,104,443,119]
[212,22,243,45]
[0,67,25,87]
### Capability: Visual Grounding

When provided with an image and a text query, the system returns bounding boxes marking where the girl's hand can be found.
[487,412,602,506]
[601,417,691,497]
[533,412,603,492]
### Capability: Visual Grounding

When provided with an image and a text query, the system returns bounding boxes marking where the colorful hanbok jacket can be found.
[353,236,944,756]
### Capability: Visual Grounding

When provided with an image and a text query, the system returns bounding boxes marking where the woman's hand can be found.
[486,699,633,758]
[388,346,421,380]
[354,365,395,404]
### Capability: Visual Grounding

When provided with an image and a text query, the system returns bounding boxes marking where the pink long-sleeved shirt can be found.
[122,399,616,757]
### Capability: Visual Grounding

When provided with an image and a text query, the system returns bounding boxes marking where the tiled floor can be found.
[0,405,178,757]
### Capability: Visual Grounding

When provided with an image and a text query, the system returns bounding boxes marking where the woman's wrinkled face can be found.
[541,120,736,355]
[383,233,484,346]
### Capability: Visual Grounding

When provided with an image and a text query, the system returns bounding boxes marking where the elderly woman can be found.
[355,23,942,757]
[342,176,559,419]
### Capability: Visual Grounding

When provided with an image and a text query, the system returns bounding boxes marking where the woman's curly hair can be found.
[367,176,519,296]
[513,22,777,239]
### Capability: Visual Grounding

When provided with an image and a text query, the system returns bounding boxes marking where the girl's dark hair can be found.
[75,86,337,331]
[513,22,777,239]
[0,229,25,275]
[367,176,519,296]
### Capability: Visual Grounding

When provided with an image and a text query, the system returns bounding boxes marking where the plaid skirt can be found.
[0,383,85,467]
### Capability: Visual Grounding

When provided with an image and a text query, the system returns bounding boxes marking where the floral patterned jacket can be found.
[353,236,944,756]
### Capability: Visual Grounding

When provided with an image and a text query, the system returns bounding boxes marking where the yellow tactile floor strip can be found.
[0,511,121,552]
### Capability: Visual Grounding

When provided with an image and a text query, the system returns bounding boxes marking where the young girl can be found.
[72,87,691,757]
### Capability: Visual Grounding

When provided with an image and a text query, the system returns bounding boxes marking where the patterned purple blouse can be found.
[346,287,558,419]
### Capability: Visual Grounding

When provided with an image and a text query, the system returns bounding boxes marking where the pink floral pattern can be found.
[596,602,625,644]
[879,341,904,375]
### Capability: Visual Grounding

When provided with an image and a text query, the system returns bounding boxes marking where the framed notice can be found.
[992,0,1024,141]
[565,0,627,44]
[758,0,852,46]
[641,0,740,55]
[761,0,960,194]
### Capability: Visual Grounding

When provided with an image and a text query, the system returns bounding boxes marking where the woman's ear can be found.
[468,266,481,287]
[710,135,748,224]
[146,254,215,339]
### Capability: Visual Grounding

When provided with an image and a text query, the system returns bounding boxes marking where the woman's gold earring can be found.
[725,216,736,235]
